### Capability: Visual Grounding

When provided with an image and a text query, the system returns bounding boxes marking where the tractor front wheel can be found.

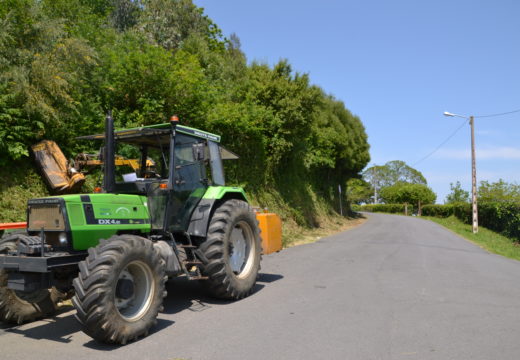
[72,235,166,344]
[0,234,65,324]
[200,199,262,300]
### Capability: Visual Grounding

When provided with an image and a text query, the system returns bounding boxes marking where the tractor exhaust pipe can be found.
[103,111,116,193]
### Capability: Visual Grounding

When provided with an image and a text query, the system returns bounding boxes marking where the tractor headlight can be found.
[59,232,68,245]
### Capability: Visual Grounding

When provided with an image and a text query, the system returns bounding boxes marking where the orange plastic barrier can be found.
[256,213,282,254]
[0,222,27,230]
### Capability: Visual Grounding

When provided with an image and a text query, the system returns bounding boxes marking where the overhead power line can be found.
[474,108,520,118]
[412,107,520,167]
[412,118,468,167]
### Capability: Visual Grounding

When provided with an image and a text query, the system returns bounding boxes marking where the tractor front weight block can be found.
[0,253,86,292]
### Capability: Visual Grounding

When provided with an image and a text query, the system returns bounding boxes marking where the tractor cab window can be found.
[113,143,169,183]
[111,139,171,196]
[208,141,225,186]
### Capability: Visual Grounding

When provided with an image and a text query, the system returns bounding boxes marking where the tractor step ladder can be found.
[180,233,208,280]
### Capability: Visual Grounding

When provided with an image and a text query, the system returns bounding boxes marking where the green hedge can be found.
[421,204,454,217]
[351,204,361,212]
[358,204,414,214]
[421,203,473,219]
[452,203,472,224]
[423,202,519,242]
[478,202,520,241]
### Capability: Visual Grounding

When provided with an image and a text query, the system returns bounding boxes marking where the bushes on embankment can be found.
[422,202,520,241]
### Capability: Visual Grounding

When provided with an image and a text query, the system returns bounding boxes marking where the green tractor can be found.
[0,114,262,344]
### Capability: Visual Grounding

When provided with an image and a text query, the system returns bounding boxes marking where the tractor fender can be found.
[187,190,248,238]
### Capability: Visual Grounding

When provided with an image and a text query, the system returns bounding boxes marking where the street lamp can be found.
[443,111,478,234]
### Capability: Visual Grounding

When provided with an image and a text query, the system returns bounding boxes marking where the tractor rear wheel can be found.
[0,234,65,324]
[72,235,166,344]
[200,199,261,300]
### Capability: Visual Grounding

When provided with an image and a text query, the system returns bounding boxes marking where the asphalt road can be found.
[2,213,520,360]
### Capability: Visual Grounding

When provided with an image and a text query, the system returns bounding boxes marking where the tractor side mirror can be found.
[192,143,206,161]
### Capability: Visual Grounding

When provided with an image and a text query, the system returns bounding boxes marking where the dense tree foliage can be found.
[361,160,430,204]
[0,0,370,224]
[478,179,520,203]
[445,181,470,204]
[379,183,436,208]
[363,160,426,190]
[346,178,372,205]
[444,179,520,204]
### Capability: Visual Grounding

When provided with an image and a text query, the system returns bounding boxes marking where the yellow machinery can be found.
[31,140,86,194]
[31,140,154,194]
[73,153,154,173]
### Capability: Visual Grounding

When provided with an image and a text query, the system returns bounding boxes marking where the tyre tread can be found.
[200,199,262,300]
[72,235,166,344]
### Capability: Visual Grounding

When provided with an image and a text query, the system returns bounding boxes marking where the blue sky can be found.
[194,0,520,203]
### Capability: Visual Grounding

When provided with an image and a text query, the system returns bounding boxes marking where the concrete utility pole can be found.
[469,115,478,234]
[444,112,478,234]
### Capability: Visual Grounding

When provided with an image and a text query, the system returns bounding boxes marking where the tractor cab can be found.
[77,115,238,233]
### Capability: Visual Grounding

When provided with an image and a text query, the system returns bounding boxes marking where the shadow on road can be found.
[257,273,284,283]
[82,318,174,351]
[4,306,79,343]
[162,272,284,314]
[1,272,283,348]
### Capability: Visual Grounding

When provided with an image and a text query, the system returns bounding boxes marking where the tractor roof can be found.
[77,123,221,147]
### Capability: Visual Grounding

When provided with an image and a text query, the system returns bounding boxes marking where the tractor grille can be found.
[27,204,66,231]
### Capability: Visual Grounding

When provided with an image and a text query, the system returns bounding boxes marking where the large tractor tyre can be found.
[72,235,167,344]
[199,199,262,300]
[0,234,65,324]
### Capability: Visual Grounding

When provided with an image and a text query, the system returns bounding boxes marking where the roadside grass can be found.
[283,214,367,248]
[423,215,520,261]
[250,186,367,248]
[0,161,49,222]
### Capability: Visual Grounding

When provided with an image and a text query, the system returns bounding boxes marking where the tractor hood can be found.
[27,194,151,250]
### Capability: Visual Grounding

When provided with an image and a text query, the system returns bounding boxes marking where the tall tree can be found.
[0,0,97,162]
[380,183,436,207]
[445,181,470,204]
[138,0,224,51]
[363,160,427,194]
